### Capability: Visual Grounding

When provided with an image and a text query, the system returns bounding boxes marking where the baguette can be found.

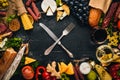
[88,7,102,27]
[0,48,17,79]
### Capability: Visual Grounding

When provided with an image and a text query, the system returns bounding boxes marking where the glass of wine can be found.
[90,28,107,45]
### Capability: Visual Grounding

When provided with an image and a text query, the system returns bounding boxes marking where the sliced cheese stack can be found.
[21,13,33,30]
[41,0,57,16]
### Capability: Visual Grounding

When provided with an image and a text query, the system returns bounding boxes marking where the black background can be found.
[10,0,108,80]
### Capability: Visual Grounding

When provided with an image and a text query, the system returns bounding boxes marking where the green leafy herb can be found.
[6,14,17,23]
[5,37,22,51]
[117,70,120,76]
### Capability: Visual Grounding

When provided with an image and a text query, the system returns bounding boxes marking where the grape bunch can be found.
[0,0,9,10]
[62,0,90,24]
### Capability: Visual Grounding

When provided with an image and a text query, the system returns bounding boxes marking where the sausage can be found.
[0,11,6,17]
[27,7,38,21]
[114,2,120,22]
[102,2,119,28]
[26,0,34,6]
[31,2,41,18]
[75,64,84,80]
[73,66,80,80]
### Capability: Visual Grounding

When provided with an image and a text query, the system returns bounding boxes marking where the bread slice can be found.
[0,48,17,79]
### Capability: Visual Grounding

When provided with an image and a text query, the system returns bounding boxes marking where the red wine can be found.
[91,29,107,44]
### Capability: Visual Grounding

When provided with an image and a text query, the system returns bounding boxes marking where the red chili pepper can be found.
[35,66,50,80]
[117,20,120,30]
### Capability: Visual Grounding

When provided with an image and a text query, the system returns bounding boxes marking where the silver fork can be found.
[44,23,75,55]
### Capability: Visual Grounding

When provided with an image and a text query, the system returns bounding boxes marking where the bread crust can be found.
[0,48,17,79]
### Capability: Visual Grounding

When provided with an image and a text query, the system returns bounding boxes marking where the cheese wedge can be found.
[58,62,68,74]
[60,11,67,20]
[25,57,36,65]
[65,62,74,75]
[62,4,70,15]
[57,10,63,21]
[41,0,57,16]
[46,7,53,16]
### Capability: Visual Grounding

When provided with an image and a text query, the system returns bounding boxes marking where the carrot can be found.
[31,2,41,18]
[22,66,34,80]
[27,7,38,21]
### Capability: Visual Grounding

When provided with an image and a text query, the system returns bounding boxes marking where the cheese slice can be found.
[57,7,63,11]
[62,4,70,15]
[57,10,63,21]
[60,11,67,20]
[46,7,53,16]
[25,57,36,65]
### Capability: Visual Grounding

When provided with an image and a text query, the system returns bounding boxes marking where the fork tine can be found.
[63,23,75,35]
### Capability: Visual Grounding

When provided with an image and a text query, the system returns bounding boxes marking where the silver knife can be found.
[2,46,26,80]
[39,23,74,58]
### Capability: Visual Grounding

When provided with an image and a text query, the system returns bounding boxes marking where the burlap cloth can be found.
[89,0,112,14]
[9,0,27,16]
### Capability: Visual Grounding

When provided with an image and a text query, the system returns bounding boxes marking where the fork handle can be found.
[44,34,64,55]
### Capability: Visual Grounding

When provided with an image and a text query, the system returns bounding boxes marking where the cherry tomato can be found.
[117,20,120,30]
[22,66,34,80]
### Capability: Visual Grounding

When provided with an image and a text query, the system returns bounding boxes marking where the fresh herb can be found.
[5,37,22,51]
[117,70,120,76]
[56,0,63,6]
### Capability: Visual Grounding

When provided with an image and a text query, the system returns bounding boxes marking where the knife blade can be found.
[2,46,26,80]
[39,23,74,58]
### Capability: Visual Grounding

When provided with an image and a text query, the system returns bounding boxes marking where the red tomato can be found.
[22,66,34,80]
[117,20,120,30]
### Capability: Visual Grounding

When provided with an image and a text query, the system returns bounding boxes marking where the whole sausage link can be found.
[31,2,41,18]
[26,0,34,6]
[27,7,38,21]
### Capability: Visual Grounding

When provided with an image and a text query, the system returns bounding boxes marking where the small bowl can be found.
[96,45,114,63]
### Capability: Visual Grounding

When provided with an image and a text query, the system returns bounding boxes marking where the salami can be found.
[102,2,119,28]
[31,2,41,18]
[114,2,120,22]
[0,11,6,17]
[27,7,38,21]
[26,0,34,6]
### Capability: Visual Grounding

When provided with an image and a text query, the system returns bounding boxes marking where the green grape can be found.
[0,0,3,3]
[2,2,6,7]
[5,2,8,7]
[3,0,7,2]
